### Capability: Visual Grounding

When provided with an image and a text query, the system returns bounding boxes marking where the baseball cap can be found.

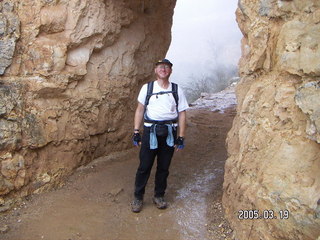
[155,59,173,67]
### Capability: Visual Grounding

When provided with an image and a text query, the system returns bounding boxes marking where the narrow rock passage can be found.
[0,102,236,240]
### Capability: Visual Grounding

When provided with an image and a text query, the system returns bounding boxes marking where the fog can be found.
[166,0,242,88]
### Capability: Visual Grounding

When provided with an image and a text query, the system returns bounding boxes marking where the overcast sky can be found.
[166,0,242,84]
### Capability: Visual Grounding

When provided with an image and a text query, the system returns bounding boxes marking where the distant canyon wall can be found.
[223,0,320,239]
[0,0,175,208]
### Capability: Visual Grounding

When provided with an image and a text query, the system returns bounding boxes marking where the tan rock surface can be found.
[223,0,320,239]
[0,0,176,206]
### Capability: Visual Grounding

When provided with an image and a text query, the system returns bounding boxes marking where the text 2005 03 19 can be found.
[238,210,289,220]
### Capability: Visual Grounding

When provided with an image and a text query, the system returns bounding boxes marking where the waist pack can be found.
[155,124,168,137]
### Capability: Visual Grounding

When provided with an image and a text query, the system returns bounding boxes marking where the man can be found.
[131,59,189,213]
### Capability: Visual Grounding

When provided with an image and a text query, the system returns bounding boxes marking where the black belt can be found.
[144,119,178,125]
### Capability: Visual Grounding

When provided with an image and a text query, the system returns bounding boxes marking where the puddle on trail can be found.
[172,165,220,240]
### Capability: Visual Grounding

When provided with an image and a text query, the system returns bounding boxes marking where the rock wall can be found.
[0,0,176,209]
[223,0,320,239]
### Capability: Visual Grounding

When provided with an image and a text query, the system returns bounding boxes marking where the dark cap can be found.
[155,59,173,67]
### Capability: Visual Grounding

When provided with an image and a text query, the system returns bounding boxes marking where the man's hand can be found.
[175,136,184,151]
[132,132,141,147]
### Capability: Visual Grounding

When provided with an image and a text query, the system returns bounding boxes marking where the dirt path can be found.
[0,106,236,240]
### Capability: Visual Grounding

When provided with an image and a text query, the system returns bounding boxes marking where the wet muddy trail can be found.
[0,105,236,240]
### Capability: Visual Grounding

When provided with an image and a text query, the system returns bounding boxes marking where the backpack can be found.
[144,81,179,123]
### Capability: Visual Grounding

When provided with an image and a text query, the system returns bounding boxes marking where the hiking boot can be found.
[131,198,143,213]
[153,197,168,209]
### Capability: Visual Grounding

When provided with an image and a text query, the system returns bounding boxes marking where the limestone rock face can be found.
[295,81,320,143]
[223,0,320,239]
[0,0,175,204]
[0,1,20,75]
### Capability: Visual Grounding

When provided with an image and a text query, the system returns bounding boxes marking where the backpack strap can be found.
[145,81,179,106]
[144,81,154,106]
[171,82,179,111]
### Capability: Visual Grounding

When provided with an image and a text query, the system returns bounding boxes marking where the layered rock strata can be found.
[223,0,320,239]
[0,0,175,209]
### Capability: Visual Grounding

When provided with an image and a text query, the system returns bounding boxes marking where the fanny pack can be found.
[149,124,175,149]
[155,124,169,137]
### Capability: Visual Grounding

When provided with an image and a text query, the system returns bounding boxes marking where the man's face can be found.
[155,64,172,79]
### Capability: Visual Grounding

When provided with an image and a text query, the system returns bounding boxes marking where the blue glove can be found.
[175,136,185,149]
[132,132,141,146]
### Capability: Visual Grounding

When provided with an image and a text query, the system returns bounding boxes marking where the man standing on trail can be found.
[131,59,189,213]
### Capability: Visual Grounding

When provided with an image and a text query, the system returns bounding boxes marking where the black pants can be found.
[134,126,176,200]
